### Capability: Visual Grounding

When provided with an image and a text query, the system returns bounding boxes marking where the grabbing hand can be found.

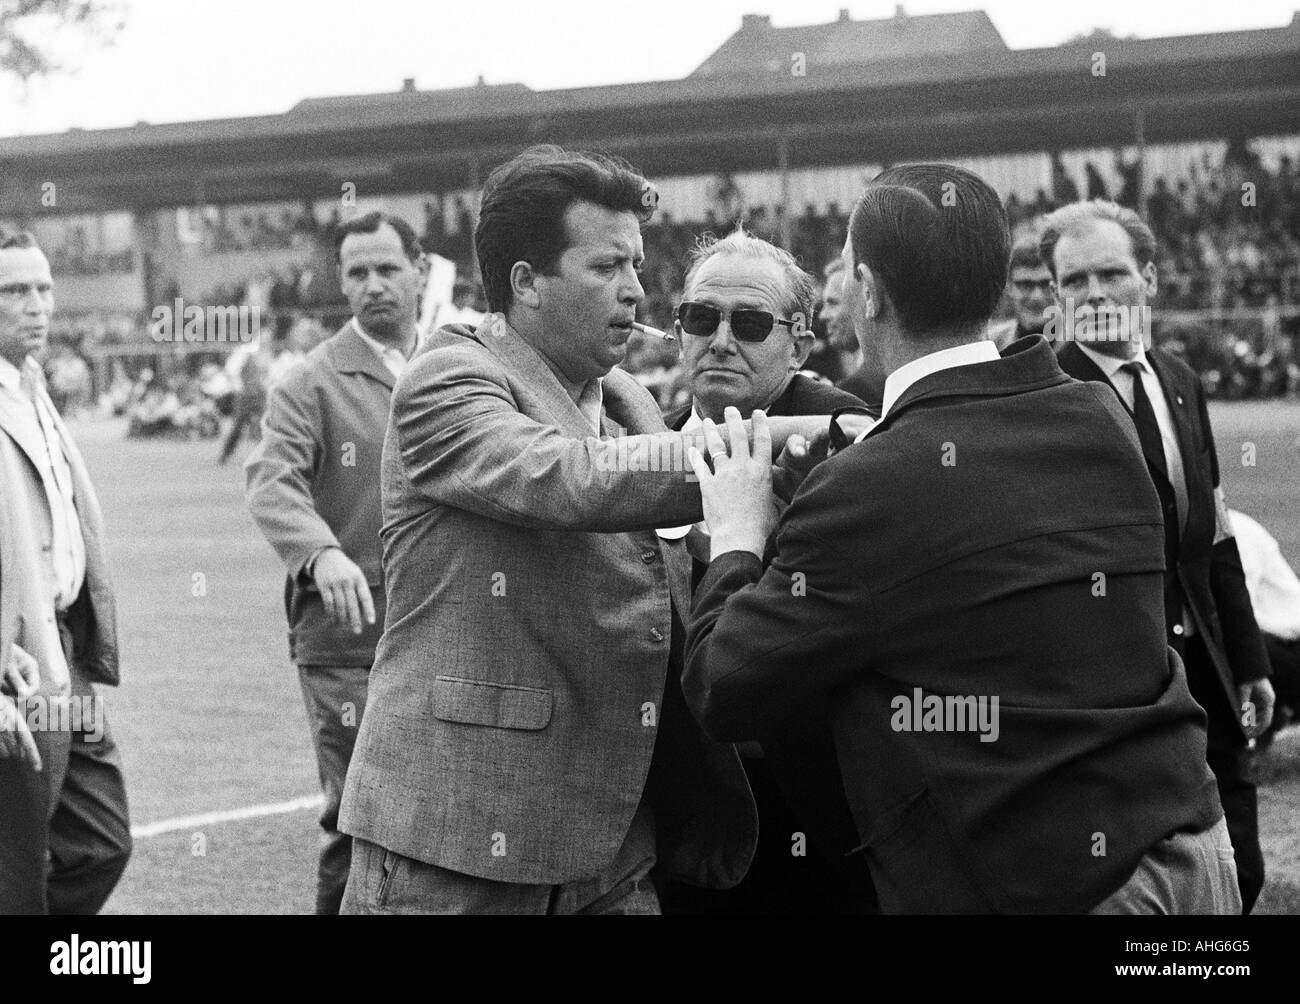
[2,643,39,698]
[0,693,40,770]
[688,408,779,561]
[311,547,377,636]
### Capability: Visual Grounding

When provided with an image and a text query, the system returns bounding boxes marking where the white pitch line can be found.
[131,794,324,839]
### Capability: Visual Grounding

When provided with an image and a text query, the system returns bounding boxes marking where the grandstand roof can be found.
[2,12,1299,214]
[691,7,1007,77]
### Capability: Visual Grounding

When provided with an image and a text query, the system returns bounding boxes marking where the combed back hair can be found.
[848,163,1010,334]
[682,229,818,323]
[333,211,422,262]
[0,227,39,251]
[1038,200,1158,279]
[1009,235,1046,271]
[475,145,656,313]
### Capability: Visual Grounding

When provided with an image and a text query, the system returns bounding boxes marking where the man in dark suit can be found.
[245,211,426,914]
[1044,199,1274,913]
[681,164,1236,914]
[658,230,872,914]
[0,228,130,914]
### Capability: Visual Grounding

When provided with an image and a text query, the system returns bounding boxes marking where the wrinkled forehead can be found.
[686,253,790,310]
[0,246,53,285]
[338,225,414,270]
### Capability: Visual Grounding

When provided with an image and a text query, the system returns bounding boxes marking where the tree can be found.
[0,0,124,82]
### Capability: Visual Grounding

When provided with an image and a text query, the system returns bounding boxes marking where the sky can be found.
[1,0,1297,136]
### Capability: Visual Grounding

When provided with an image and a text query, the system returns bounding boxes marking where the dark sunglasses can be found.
[674,300,799,343]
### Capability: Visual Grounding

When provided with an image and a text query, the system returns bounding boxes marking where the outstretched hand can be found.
[688,407,779,560]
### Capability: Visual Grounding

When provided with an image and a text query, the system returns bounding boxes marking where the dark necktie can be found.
[1121,360,1181,637]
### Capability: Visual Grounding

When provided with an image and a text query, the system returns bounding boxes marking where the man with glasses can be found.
[989,234,1055,350]
[659,230,871,914]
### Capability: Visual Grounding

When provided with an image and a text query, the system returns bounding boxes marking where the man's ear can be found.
[510,261,541,309]
[856,263,878,320]
[790,329,815,370]
[1140,260,1158,299]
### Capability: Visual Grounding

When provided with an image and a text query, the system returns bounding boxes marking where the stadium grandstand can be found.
[2,5,1299,408]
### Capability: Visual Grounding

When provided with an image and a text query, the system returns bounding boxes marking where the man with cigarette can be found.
[339,145,827,914]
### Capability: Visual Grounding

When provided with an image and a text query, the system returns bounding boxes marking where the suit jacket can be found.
[666,373,871,886]
[339,319,758,887]
[1057,342,1271,735]
[662,372,866,431]
[244,322,394,666]
[0,361,118,690]
[835,366,884,418]
[683,336,1222,913]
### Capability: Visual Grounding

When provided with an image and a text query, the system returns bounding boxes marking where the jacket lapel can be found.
[470,316,596,439]
[331,322,396,390]
[0,388,49,481]
[1145,348,1198,509]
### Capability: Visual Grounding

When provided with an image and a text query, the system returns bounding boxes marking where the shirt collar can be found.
[350,317,411,364]
[880,339,1001,420]
[1077,341,1149,379]
[0,354,21,391]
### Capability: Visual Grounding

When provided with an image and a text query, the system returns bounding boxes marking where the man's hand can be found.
[772,430,830,503]
[688,408,779,561]
[0,693,41,771]
[1238,677,1275,740]
[311,547,376,635]
[2,643,39,698]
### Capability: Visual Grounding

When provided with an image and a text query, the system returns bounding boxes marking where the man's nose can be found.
[363,271,386,295]
[620,268,644,305]
[1085,274,1106,304]
[709,318,738,354]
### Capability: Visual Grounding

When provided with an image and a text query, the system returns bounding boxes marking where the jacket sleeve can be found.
[1197,382,1272,684]
[243,364,341,578]
[391,347,706,532]
[682,466,877,741]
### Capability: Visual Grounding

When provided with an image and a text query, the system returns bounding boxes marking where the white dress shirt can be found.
[854,340,1000,444]
[351,318,414,381]
[1230,509,1300,641]
[0,355,87,611]
[1078,342,1196,636]
[1077,343,1190,533]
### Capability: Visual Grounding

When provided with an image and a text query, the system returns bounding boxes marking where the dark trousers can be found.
[658,756,873,914]
[1179,633,1264,914]
[297,663,369,915]
[218,394,263,464]
[0,661,131,915]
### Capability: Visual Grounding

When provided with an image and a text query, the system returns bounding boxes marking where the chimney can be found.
[741,14,771,30]
[894,4,907,23]
[401,77,416,92]
[838,8,851,21]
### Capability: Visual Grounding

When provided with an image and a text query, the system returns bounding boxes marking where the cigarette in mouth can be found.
[631,321,675,342]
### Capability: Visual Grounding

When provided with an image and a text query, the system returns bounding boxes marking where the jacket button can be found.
[640,549,657,563]
[648,627,665,642]
[1172,624,1185,636]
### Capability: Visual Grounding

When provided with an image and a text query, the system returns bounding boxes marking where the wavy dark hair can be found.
[475,145,656,312]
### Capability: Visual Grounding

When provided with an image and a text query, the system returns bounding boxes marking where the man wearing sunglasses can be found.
[658,230,872,915]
